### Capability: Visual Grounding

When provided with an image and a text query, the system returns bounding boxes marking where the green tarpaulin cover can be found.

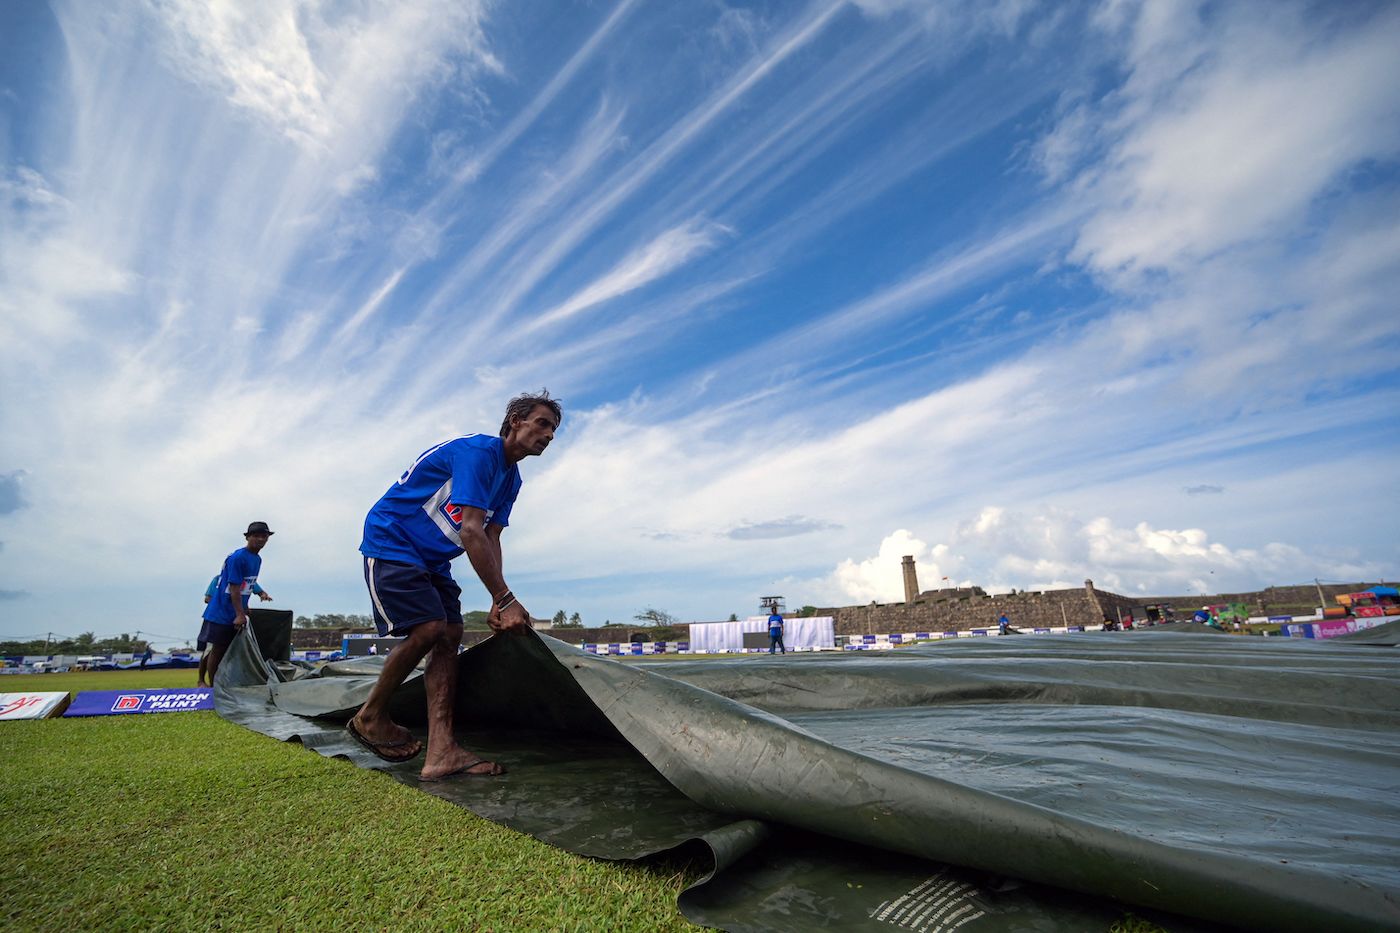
[217,614,1400,932]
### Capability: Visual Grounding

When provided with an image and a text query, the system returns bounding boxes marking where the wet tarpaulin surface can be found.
[215,620,1400,932]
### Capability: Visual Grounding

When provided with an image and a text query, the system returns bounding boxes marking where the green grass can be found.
[1,708,700,931]
[2,669,202,693]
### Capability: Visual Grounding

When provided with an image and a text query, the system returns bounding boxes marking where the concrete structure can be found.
[815,560,1147,635]
[901,555,919,604]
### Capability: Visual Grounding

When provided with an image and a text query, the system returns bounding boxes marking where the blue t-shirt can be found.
[360,434,522,574]
[202,548,263,625]
[206,575,263,599]
[768,614,783,636]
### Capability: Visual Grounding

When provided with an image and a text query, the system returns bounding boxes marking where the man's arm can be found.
[487,523,504,578]
[228,582,248,627]
[458,507,528,633]
[252,582,272,601]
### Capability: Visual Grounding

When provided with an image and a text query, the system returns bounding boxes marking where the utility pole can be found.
[1314,578,1327,613]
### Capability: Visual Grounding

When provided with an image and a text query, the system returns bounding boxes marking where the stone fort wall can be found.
[815,581,1142,636]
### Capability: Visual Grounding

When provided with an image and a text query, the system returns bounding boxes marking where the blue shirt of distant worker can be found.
[203,547,263,626]
[768,612,786,654]
[1193,609,1210,625]
[206,575,266,603]
[998,614,1011,636]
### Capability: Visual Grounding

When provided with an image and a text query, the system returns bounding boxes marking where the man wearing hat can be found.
[200,521,274,685]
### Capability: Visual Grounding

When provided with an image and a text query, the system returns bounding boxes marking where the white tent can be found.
[687,616,835,652]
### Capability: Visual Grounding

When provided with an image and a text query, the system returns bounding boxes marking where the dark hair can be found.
[500,389,563,437]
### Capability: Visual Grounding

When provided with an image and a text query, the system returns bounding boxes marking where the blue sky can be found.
[2,0,1398,644]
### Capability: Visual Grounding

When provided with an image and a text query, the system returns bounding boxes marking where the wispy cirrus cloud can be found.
[726,516,841,541]
[1,0,1396,638]
[529,219,731,331]
[1066,1,1400,280]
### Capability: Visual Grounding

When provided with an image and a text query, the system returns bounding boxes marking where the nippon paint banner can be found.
[0,692,71,720]
[63,688,213,717]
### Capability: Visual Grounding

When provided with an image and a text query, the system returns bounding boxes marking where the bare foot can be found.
[421,744,505,781]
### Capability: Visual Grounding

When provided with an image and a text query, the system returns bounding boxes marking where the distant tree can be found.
[798,605,818,617]
[552,610,567,626]
[569,612,582,627]
[727,613,738,622]
[462,610,491,631]
[294,614,373,630]
[634,607,677,627]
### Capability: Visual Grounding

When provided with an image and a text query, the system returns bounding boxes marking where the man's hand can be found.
[256,591,273,602]
[488,601,531,634]
[233,615,247,628]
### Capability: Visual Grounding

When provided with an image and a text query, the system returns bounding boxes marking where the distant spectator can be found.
[997,614,1011,636]
[139,646,153,670]
[768,611,786,655]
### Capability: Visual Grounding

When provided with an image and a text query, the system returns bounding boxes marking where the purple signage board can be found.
[64,688,213,717]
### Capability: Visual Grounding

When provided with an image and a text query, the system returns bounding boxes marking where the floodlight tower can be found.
[760,595,785,615]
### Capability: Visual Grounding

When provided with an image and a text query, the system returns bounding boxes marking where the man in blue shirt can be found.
[200,521,274,685]
[198,574,270,686]
[768,611,786,654]
[348,391,561,781]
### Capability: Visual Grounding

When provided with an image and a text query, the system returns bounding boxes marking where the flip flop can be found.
[345,718,422,763]
[420,756,507,782]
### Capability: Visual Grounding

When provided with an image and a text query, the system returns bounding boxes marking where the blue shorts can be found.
[363,556,462,636]
[198,619,237,648]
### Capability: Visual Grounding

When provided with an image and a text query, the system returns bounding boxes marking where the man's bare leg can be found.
[197,650,209,687]
[419,620,498,780]
[205,644,229,685]
[348,622,440,750]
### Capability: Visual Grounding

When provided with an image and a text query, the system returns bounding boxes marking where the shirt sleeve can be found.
[206,577,218,598]
[447,443,499,511]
